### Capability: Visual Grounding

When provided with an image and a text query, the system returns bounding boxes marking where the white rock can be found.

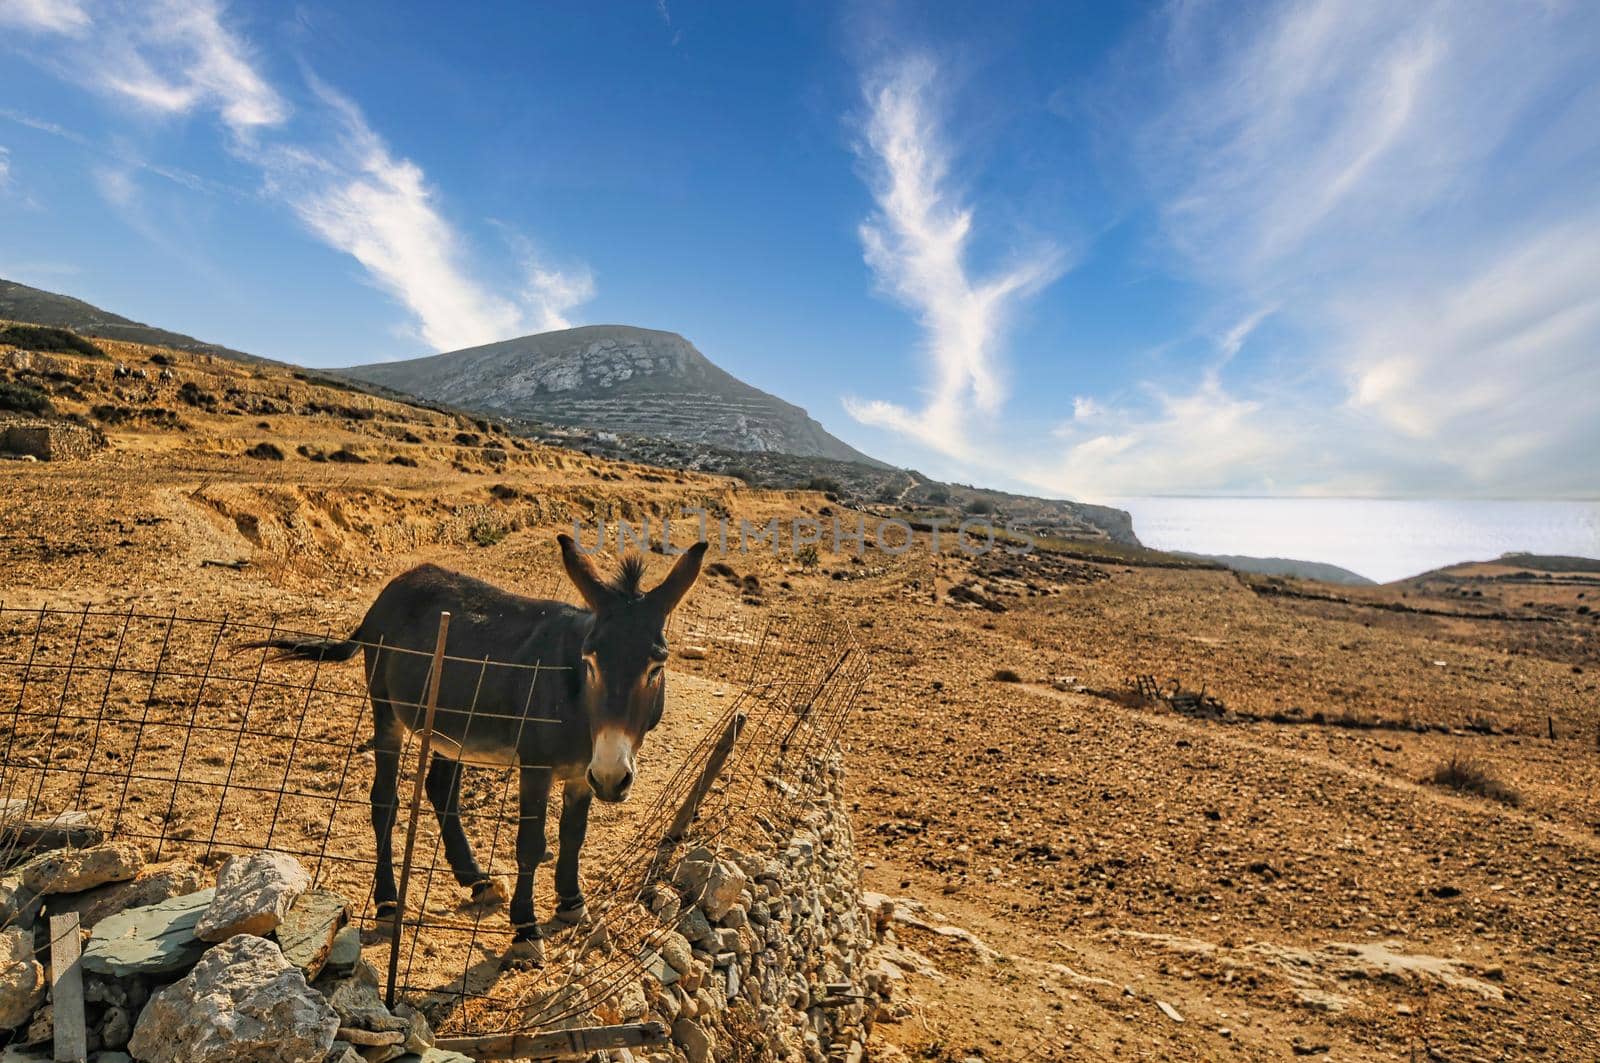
[0,927,45,1031]
[22,843,144,896]
[127,934,338,1062]
[195,851,309,941]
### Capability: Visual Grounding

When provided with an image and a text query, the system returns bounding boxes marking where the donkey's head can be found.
[557,534,708,802]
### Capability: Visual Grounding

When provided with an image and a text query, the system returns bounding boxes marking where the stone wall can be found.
[583,752,879,1062]
[0,418,105,461]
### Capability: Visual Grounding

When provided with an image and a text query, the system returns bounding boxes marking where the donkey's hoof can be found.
[467,877,508,910]
[539,847,553,865]
[361,907,398,945]
[554,899,588,926]
[503,937,545,970]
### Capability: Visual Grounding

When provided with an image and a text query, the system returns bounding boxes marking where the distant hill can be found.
[1177,552,1376,586]
[0,278,269,365]
[340,325,886,466]
[1492,552,1600,574]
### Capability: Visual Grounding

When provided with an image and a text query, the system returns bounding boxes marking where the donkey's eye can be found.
[647,664,664,683]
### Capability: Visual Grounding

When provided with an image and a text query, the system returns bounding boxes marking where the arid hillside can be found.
[3,337,1598,1060]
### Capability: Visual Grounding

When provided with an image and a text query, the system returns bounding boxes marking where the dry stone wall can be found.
[594,752,880,1062]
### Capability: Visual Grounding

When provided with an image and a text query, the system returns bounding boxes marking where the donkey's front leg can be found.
[553,779,593,925]
[505,764,552,968]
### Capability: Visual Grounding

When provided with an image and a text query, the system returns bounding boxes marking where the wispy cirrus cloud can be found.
[1036,0,1600,499]
[0,0,91,35]
[5,0,590,352]
[844,55,1063,460]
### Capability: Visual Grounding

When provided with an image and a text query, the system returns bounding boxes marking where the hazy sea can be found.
[1110,498,1600,584]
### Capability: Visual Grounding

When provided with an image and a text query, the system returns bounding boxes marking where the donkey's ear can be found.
[558,533,613,612]
[647,541,708,615]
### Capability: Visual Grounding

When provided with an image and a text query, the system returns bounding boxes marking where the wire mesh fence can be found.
[0,597,863,1039]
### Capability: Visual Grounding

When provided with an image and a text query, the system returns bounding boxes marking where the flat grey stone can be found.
[274,890,348,980]
[317,972,407,1033]
[322,925,362,979]
[641,947,680,986]
[45,861,206,930]
[82,888,213,979]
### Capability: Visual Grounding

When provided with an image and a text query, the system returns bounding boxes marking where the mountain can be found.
[0,278,269,364]
[1177,552,1377,586]
[339,325,886,466]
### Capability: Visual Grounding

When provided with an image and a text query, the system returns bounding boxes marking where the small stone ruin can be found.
[0,417,105,462]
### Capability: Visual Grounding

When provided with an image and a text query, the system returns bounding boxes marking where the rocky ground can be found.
[2,339,1598,1059]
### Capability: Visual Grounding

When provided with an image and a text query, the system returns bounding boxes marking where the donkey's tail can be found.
[239,634,364,662]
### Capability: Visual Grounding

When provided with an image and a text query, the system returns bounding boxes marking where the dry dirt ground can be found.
[2,342,1598,1059]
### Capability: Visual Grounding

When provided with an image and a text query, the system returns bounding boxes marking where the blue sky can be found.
[1,0,1596,501]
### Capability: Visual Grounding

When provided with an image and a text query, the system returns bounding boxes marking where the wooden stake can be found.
[386,610,450,1009]
[435,1021,668,1060]
[645,712,745,886]
[49,913,86,1063]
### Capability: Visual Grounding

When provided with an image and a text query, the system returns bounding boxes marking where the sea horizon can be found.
[1108,497,1600,584]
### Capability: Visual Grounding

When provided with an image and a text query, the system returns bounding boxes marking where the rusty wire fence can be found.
[0,598,865,1043]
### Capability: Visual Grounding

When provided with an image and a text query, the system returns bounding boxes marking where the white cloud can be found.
[1035,0,1600,499]
[845,55,1063,459]
[0,146,10,187]
[9,1,590,352]
[92,165,136,207]
[96,0,288,135]
[0,0,90,35]
[13,0,289,135]
[1336,214,1600,491]
[522,258,596,334]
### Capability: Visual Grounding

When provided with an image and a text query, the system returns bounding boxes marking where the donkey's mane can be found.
[608,554,650,599]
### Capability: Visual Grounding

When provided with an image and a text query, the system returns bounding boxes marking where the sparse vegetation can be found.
[243,442,285,461]
[990,668,1022,683]
[177,381,218,409]
[804,476,843,494]
[0,381,54,416]
[0,323,105,357]
[470,518,508,547]
[797,543,820,570]
[965,498,996,515]
[91,404,184,429]
[1429,755,1522,806]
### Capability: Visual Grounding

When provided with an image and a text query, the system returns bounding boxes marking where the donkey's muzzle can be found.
[587,766,634,803]
[588,727,636,803]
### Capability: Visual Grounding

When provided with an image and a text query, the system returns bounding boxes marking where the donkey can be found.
[251,533,707,965]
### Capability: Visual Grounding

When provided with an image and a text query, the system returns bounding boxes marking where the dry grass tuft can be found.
[1429,755,1522,806]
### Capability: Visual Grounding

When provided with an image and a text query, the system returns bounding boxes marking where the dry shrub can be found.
[990,668,1022,683]
[1429,755,1521,806]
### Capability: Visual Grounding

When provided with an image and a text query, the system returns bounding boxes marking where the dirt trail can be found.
[1020,683,1600,854]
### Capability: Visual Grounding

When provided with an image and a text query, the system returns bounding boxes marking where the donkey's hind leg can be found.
[425,754,503,907]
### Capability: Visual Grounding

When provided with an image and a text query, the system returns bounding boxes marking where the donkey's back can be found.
[358,564,587,765]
